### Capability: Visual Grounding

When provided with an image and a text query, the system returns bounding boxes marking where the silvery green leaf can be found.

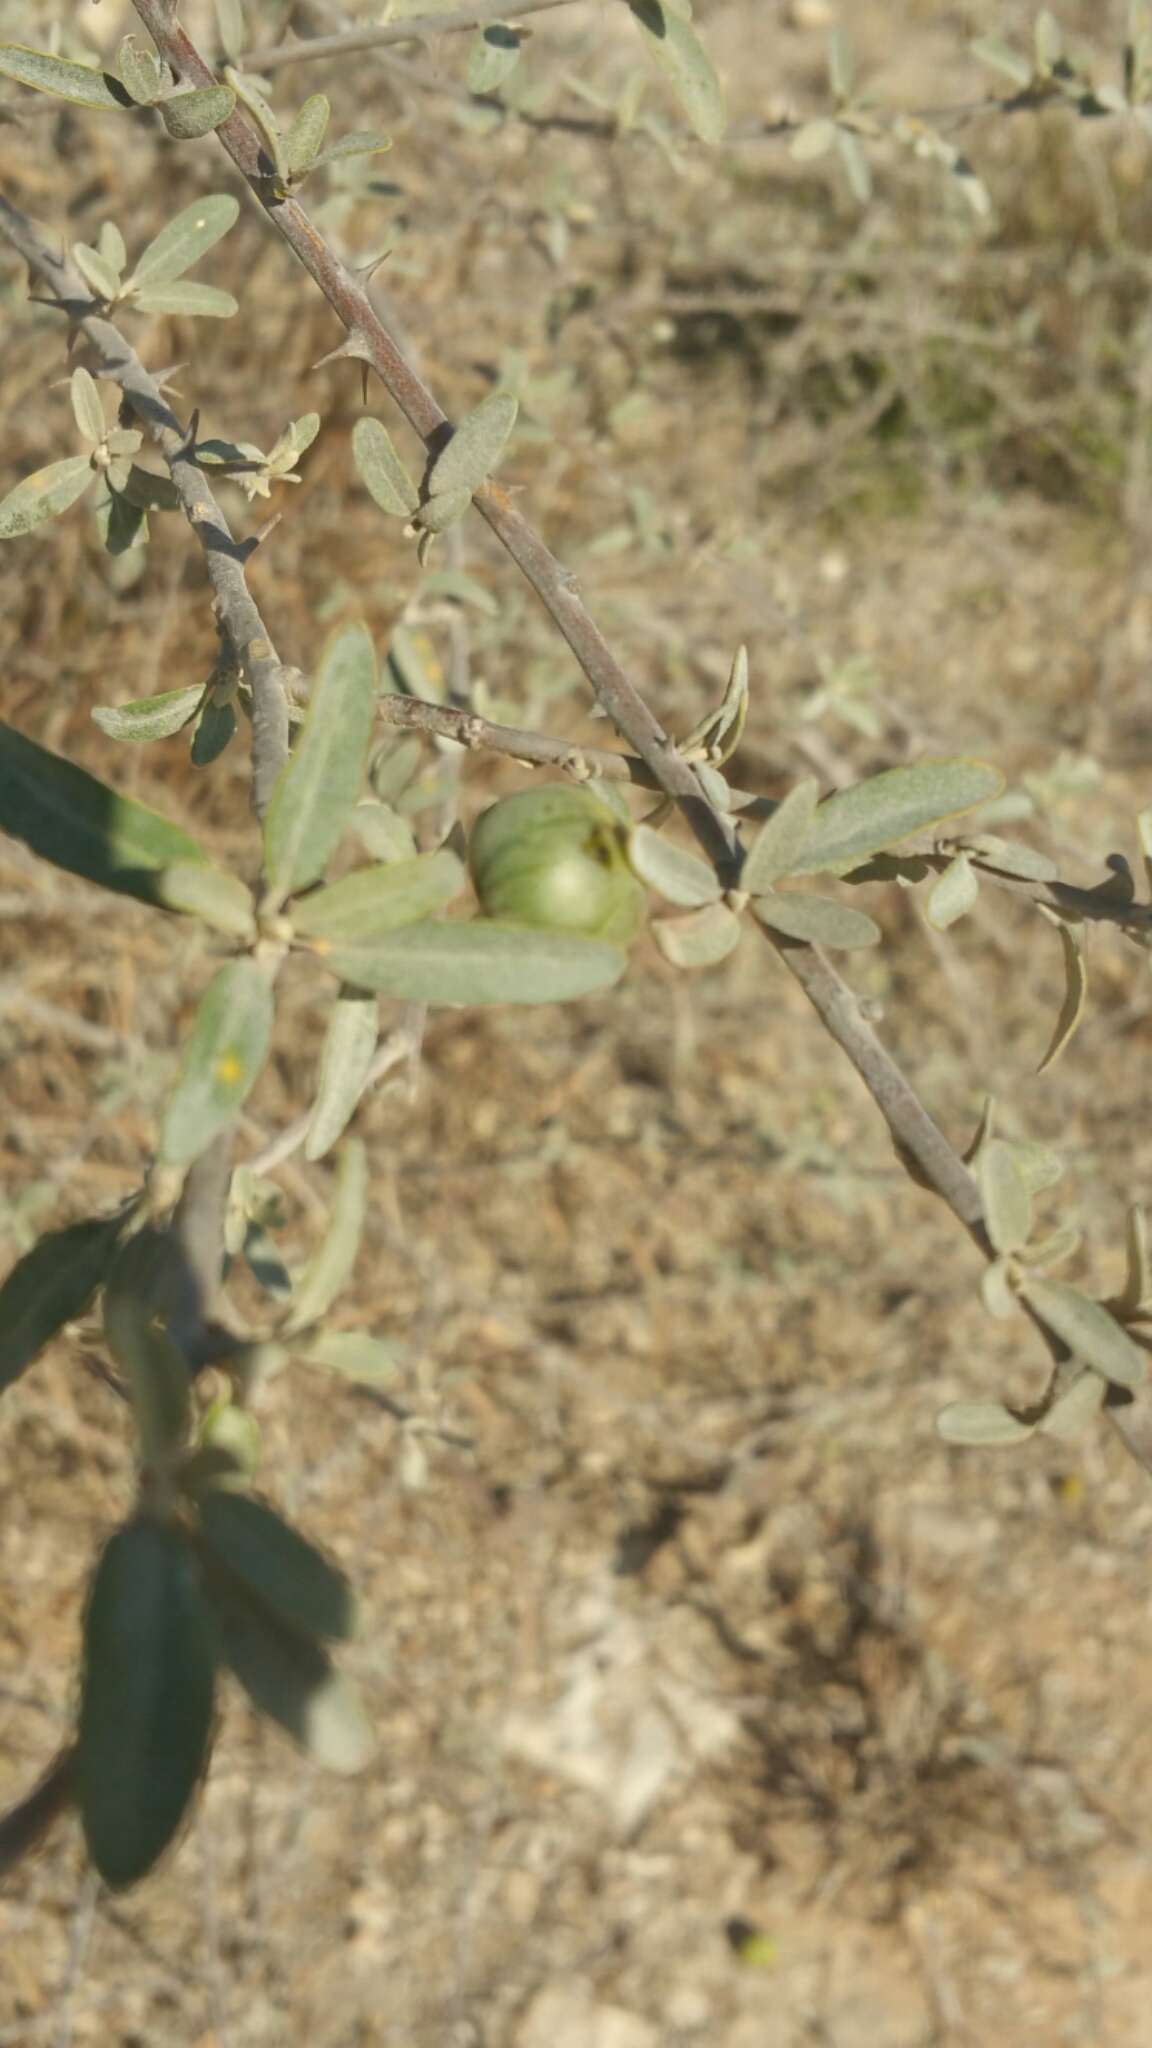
[322,920,626,1006]
[624,0,725,143]
[213,0,248,64]
[827,23,854,98]
[154,862,256,940]
[0,455,92,538]
[752,891,881,949]
[970,36,1032,85]
[106,429,143,459]
[102,1247,191,1468]
[1034,8,1063,70]
[132,282,239,319]
[293,850,465,946]
[1108,1205,1151,1318]
[977,1137,1032,1256]
[790,117,837,161]
[117,36,166,104]
[282,1138,367,1335]
[78,1521,216,1890]
[198,1490,356,1640]
[283,92,330,178]
[981,1256,1017,1319]
[794,760,1005,877]
[468,24,523,93]
[0,47,129,110]
[1037,1370,1106,1440]
[352,417,420,519]
[1023,1279,1146,1389]
[99,221,127,273]
[1003,1138,1064,1194]
[159,960,275,1167]
[263,622,378,900]
[1037,919,1086,1074]
[741,779,819,894]
[191,698,237,765]
[627,824,722,907]
[696,763,732,810]
[936,1400,1036,1447]
[416,486,474,534]
[962,834,1058,882]
[427,393,518,498]
[69,367,106,446]
[653,900,743,968]
[926,851,978,931]
[159,83,236,139]
[131,194,241,287]
[0,1210,129,1398]
[312,129,393,170]
[71,243,121,302]
[369,736,424,804]
[1016,1226,1081,1273]
[213,1587,374,1773]
[420,569,500,617]
[93,685,205,743]
[835,126,872,203]
[0,720,208,903]
[294,1329,401,1382]
[305,991,379,1162]
[349,800,417,863]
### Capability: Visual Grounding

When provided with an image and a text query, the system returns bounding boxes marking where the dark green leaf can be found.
[103,1247,191,1469]
[0,721,208,904]
[212,1583,374,1772]
[191,698,237,766]
[199,1490,356,1640]
[78,1521,216,1889]
[0,1210,129,1398]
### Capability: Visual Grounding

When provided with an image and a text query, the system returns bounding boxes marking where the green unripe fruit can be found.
[468,784,646,944]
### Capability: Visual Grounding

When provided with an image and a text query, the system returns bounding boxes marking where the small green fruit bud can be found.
[468,784,645,944]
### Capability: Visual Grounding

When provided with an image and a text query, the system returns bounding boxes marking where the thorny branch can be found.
[123,0,1152,1476]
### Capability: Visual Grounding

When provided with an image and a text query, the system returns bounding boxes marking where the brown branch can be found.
[0,191,290,818]
[246,0,581,71]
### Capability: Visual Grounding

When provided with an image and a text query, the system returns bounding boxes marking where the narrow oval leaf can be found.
[0,47,129,110]
[322,919,626,1006]
[212,1587,374,1773]
[740,779,819,894]
[978,1137,1033,1257]
[962,834,1058,883]
[154,862,256,939]
[0,1211,129,1398]
[467,24,523,93]
[352,417,420,519]
[159,960,275,1167]
[624,0,726,143]
[417,485,474,535]
[627,823,722,907]
[794,760,1006,878]
[304,991,379,1163]
[427,393,518,498]
[282,1138,367,1335]
[1023,1279,1146,1389]
[132,282,239,319]
[199,1490,355,1640]
[936,1400,1036,1447]
[1004,1138,1065,1195]
[752,891,881,949]
[1038,1370,1107,1441]
[349,800,417,863]
[117,37,165,104]
[78,1521,216,1889]
[72,242,122,301]
[159,83,237,138]
[653,900,743,968]
[283,91,331,177]
[0,721,208,903]
[131,194,241,287]
[70,367,106,445]
[102,1253,191,1469]
[191,698,238,765]
[0,456,93,539]
[263,623,378,899]
[1109,1205,1151,1318]
[312,128,393,170]
[1037,920,1087,1074]
[292,851,465,945]
[93,684,205,743]
[926,851,979,931]
[294,1329,401,1382]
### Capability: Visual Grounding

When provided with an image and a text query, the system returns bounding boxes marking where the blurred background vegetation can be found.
[5,2,1152,2042]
